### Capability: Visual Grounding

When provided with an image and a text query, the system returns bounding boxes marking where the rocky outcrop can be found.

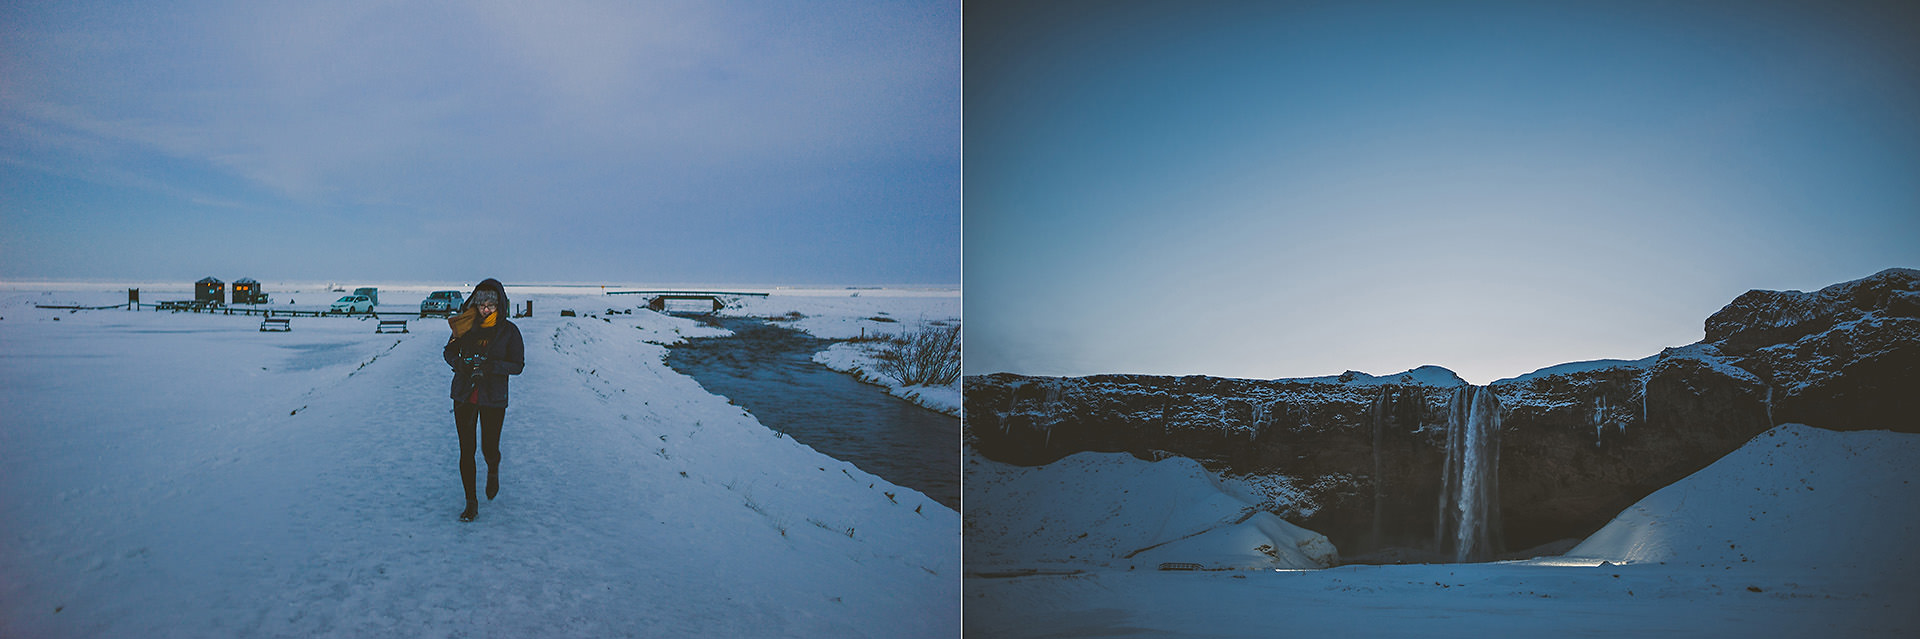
[1704,267,1920,432]
[964,268,1917,562]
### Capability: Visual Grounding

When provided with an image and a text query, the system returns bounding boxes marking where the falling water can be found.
[1438,385,1502,562]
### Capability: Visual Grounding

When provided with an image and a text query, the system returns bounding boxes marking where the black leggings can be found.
[453,402,505,502]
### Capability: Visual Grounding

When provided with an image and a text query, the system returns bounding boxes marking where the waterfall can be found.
[1371,387,1391,550]
[1438,385,1502,562]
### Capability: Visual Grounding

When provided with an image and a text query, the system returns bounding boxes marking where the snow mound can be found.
[965,451,1336,572]
[1568,423,1920,575]
[1495,357,1649,385]
[1295,365,1466,387]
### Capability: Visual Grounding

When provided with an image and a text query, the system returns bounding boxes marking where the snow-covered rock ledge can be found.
[813,341,960,416]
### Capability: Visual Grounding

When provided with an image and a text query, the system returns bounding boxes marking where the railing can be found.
[136,303,432,319]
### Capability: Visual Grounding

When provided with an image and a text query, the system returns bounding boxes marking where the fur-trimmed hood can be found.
[465,278,509,314]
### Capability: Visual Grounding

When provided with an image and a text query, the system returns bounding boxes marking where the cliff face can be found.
[1704,268,1920,430]
[963,268,1918,561]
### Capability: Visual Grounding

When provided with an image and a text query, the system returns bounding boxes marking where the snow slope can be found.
[0,289,958,638]
[1568,423,1920,578]
[965,424,1920,637]
[965,451,1336,573]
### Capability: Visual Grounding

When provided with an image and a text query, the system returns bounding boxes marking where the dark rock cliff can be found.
[963,268,1918,561]
[1704,267,1920,431]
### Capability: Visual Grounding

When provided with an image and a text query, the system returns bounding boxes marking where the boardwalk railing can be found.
[134,303,427,319]
[605,290,770,312]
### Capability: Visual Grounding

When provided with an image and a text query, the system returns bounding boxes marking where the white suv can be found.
[420,290,464,315]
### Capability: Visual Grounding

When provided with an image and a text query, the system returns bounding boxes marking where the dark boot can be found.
[459,500,479,522]
[486,467,499,500]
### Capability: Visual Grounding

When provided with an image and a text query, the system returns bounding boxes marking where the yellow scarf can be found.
[447,306,498,340]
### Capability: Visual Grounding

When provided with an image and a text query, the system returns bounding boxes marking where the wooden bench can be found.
[260,317,291,332]
[375,319,409,334]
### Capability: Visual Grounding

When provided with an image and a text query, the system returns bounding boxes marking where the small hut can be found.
[232,278,267,304]
[195,277,225,306]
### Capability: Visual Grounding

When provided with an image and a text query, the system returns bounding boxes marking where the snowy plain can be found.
[0,283,959,638]
[965,423,1920,637]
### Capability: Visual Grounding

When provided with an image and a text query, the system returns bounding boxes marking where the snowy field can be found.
[0,283,959,638]
[965,424,1920,637]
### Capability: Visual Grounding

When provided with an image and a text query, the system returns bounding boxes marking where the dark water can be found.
[665,316,959,511]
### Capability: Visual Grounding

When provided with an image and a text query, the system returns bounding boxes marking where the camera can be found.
[464,354,488,380]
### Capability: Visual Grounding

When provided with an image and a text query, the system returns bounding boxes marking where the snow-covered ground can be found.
[965,424,1920,637]
[966,451,1336,573]
[0,283,959,638]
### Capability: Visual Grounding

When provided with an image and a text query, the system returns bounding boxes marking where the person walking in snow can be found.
[444,278,525,522]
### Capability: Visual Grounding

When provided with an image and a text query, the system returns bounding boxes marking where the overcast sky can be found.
[1,1,958,286]
[965,0,1920,385]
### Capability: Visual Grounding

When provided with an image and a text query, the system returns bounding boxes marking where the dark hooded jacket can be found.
[443,278,524,407]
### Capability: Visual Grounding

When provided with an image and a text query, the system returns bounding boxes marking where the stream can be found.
[665,316,959,511]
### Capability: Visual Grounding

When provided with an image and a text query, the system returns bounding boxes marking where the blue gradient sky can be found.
[1,1,958,286]
[965,0,1920,384]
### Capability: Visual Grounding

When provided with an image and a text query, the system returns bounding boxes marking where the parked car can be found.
[330,294,374,314]
[421,290,464,315]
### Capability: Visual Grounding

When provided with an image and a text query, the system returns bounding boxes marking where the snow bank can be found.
[811,341,959,416]
[965,451,1335,572]
[1567,423,1920,577]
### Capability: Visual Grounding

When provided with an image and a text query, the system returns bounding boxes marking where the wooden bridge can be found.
[604,290,769,312]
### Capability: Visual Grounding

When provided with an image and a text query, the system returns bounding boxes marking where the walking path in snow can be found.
[2,294,958,638]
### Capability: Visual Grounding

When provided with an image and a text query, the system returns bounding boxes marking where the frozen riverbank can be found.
[667,316,959,510]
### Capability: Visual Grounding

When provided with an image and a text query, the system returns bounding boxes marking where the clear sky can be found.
[1,1,959,286]
[964,0,1920,385]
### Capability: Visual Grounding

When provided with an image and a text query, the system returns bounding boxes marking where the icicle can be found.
[1640,376,1649,425]
[1593,395,1604,445]
[1765,385,1774,425]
